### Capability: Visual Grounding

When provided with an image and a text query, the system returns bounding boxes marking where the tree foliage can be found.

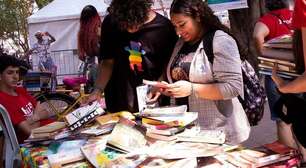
[0,0,52,54]
[0,0,34,53]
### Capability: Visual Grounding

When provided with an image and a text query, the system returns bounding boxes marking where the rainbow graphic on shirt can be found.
[125,41,146,72]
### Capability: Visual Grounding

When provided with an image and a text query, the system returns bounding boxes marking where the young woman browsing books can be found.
[148,0,250,145]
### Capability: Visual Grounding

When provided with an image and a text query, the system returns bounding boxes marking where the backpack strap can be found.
[202,29,217,64]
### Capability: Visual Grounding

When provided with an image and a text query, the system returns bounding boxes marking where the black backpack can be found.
[202,30,266,126]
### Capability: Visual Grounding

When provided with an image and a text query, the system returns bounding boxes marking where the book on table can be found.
[141,105,187,117]
[81,139,123,168]
[177,129,226,144]
[258,62,296,73]
[263,34,292,49]
[259,68,300,78]
[29,121,69,140]
[147,142,224,159]
[64,101,105,126]
[47,139,87,167]
[146,125,185,136]
[258,57,295,67]
[263,42,292,49]
[265,34,292,44]
[145,132,177,141]
[225,141,298,167]
[261,48,294,62]
[31,121,66,134]
[107,123,147,153]
[142,112,198,127]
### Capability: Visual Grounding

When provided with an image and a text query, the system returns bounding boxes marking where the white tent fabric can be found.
[28,0,108,51]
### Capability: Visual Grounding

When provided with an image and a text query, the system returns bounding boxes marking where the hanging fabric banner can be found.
[152,0,248,13]
[208,0,248,11]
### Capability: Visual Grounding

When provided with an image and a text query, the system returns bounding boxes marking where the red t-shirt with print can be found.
[0,87,53,143]
[292,0,306,29]
[259,8,293,40]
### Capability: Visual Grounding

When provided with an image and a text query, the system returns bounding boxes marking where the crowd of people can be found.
[0,0,306,164]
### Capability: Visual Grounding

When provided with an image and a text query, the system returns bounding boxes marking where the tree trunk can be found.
[229,0,265,71]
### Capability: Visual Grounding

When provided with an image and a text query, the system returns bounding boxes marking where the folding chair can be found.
[0,104,22,168]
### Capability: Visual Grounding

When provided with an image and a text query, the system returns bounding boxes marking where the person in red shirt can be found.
[0,54,52,143]
[292,0,306,29]
[272,0,306,163]
[253,0,295,149]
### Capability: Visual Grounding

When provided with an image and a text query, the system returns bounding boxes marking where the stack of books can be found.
[27,121,68,141]
[140,105,199,141]
[223,141,300,167]
[259,34,300,79]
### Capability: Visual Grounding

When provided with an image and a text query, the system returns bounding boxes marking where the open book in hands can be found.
[143,79,169,89]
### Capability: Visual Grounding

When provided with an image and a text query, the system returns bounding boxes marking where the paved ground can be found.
[242,102,277,148]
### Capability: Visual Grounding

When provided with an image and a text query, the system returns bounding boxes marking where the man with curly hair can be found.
[88,0,178,113]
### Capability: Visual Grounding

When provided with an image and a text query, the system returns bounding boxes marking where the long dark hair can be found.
[265,0,288,11]
[78,5,101,61]
[170,0,246,60]
[293,29,305,74]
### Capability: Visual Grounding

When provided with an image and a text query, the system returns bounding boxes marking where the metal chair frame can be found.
[0,104,22,168]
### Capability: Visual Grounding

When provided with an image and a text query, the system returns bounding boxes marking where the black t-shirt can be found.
[170,41,201,81]
[100,13,178,113]
[170,40,201,108]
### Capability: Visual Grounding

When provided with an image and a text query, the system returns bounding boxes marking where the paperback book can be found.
[107,123,147,153]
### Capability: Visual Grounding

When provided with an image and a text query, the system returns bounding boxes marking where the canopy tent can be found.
[26,0,171,81]
[27,0,248,51]
[27,0,108,51]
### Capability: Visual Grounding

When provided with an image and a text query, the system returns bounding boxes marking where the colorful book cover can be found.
[81,140,122,168]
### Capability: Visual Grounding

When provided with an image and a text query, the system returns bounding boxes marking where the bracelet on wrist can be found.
[190,82,193,96]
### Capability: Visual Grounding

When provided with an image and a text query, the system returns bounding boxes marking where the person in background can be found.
[253,0,295,148]
[63,5,100,92]
[87,0,177,113]
[0,54,53,143]
[272,0,306,163]
[30,31,57,91]
[158,0,250,144]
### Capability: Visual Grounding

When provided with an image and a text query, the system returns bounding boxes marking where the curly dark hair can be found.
[170,0,246,59]
[0,53,22,73]
[107,0,153,30]
[265,0,288,11]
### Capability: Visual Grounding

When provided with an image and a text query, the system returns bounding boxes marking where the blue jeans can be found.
[265,76,282,121]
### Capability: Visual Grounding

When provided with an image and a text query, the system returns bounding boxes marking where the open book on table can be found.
[107,123,147,153]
